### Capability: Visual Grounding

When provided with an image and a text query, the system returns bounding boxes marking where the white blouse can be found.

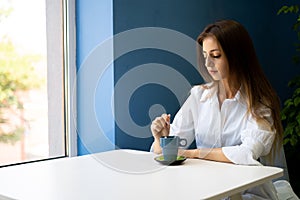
[169,83,279,199]
[170,83,275,165]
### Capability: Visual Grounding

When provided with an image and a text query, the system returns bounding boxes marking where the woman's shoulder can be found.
[191,82,215,91]
[190,82,216,99]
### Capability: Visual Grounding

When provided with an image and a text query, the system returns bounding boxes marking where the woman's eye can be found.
[212,54,221,58]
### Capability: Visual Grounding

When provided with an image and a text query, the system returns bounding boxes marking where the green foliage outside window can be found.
[0,39,43,144]
[0,4,43,144]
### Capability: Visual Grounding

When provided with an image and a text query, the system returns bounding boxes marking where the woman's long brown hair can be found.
[197,19,283,164]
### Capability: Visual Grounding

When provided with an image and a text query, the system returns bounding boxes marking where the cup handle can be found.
[179,138,187,147]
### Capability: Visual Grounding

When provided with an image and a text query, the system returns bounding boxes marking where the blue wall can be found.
[76,0,300,154]
[76,0,115,155]
[113,0,300,151]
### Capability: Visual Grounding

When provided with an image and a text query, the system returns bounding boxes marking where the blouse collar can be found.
[199,82,242,103]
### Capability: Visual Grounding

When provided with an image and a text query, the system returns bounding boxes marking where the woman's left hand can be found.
[178,149,199,158]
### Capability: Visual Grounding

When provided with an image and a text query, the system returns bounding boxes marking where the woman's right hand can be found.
[150,113,170,140]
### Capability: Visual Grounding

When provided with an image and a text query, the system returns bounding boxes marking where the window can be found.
[0,0,75,166]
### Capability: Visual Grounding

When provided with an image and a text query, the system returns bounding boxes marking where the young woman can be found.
[150,19,290,199]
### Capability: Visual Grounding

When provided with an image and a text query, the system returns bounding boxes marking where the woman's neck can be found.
[217,80,239,107]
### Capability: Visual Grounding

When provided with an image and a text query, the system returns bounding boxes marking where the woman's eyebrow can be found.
[203,49,220,54]
[210,49,220,53]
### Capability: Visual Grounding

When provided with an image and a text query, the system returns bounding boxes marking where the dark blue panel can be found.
[114,48,202,150]
[129,84,180,127]
[113,0,300,151]
[114,49,202,84]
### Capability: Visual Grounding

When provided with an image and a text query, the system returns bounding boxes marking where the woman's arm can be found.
[180,148,233,163]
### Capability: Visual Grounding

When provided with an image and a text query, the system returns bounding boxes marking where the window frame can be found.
[44,0,77,158]
[62,0,77,157]
[0,0,76,168]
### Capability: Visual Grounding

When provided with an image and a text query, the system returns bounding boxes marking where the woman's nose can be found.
[205,56,214,68]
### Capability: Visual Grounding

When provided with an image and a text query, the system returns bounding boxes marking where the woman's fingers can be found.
[151,121,164,139]
[151,113,170,138]
[161,127,169,137]
[151,121,162,133]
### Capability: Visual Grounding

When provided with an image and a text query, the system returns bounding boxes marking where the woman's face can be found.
[202,36,229,81]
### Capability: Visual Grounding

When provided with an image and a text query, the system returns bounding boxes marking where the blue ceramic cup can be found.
[160,136,187,161]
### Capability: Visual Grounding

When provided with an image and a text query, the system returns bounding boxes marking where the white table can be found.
[0,149,283,200]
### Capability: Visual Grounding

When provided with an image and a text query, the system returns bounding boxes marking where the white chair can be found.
[261,144,299,200]
[274,180,299,200]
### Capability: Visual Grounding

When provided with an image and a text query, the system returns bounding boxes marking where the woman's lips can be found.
[209,70,218,74]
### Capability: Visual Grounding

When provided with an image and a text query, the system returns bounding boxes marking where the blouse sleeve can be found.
[222,107,276,165]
